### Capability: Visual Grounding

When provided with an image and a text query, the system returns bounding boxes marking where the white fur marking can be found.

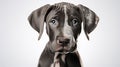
[63,5,76,48]
[86,10,92,25]
[51,52,60,67]
[55,62,60,67]
[63,5,73,38]
[61,54,66,62]
[95,16,99,25]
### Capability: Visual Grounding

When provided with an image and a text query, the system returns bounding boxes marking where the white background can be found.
[0,0,120,67]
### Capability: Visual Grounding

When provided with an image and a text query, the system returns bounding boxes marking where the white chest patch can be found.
[50,52,66,67]
[50,52,60,67]
[51,62,60,67]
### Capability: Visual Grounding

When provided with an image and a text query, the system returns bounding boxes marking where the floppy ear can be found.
[78,4,99,40]
[28,4,50,40]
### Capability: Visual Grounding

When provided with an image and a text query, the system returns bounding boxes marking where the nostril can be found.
[64,39,70,44]
[58,39,70,45]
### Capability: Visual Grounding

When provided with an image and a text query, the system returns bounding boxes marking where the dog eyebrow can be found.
[70,15,79,19]
[51,15,59,19]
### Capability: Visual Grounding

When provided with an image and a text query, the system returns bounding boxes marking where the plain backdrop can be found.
[0,0,120,67]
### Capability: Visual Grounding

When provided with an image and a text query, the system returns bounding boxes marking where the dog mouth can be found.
[55,44,76,54]
[55,50,70,54]
[55,46,68,51]
[52,38,76,54]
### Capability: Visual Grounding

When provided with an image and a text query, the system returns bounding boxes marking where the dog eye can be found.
[49,19,58,27]
[50,19,57,24]
[72,19,78,26]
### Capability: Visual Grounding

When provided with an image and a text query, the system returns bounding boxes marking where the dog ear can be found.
[78,4,99,40]
[28,4,51,40]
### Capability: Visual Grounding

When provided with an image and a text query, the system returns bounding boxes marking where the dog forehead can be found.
[52,3,78,15]
[53,2,76,9]
[46,3,79,22]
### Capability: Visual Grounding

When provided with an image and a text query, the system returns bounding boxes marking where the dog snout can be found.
[59,39,70,45]
[57,36,70,46]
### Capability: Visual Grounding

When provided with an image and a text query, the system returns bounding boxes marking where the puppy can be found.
[28,2,99,67]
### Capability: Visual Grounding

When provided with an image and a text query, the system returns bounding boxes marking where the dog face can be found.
[28,2,99,53]
[45,4,82,53]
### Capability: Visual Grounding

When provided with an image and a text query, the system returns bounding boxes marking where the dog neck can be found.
[51,50,77,67]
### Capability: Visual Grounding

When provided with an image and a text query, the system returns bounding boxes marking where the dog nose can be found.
[59,39,70,45]
[57,37,70,46]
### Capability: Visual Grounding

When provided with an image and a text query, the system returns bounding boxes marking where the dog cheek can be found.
[73,26,81,40]
[74,30,81,40]
[48,27,55,42]
[70,37,76,48]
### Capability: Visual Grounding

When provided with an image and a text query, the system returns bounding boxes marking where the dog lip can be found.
[55,46,68,51]
[58,49,68,52]
[55,46,72,54]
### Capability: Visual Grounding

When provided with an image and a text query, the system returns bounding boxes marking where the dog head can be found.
[28,2,99,53]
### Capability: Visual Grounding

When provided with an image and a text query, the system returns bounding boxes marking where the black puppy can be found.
[28,2,99,67]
